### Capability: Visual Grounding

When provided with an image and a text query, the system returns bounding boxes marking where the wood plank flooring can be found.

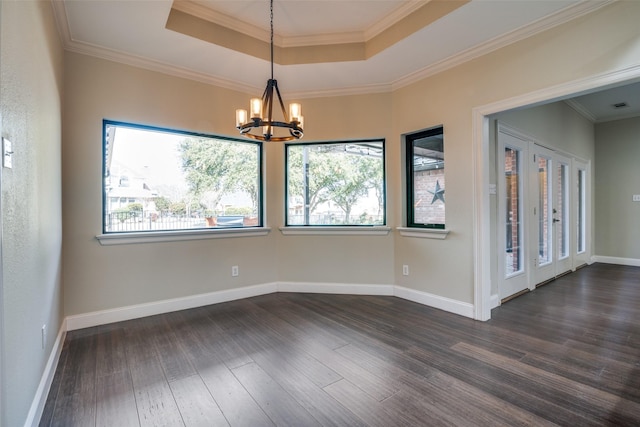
[40,263,640,426]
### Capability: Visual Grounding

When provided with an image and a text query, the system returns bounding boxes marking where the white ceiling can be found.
[53,0,638,122]
[567,81,640,123]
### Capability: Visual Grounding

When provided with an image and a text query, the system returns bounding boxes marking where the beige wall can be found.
[63,52,395,316]
[391,0,640,303]
[62,0,640,318]
[595,117,640,260]
[274,94,395,285]
[0,1,64,425]
[494,103,595,161]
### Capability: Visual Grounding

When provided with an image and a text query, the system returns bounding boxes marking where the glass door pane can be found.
[577,168,586,253]
[557,162,569,259]
[505,147,522,276]
[537,155,552,266]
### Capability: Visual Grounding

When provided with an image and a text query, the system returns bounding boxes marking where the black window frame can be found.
[284,139,386,227]
[406,126,445,229]
[102,119,263,234]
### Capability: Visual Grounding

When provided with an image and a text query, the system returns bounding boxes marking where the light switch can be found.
[633,195,640,202]
[3,137,13,169]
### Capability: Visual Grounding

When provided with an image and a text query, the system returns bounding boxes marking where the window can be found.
[504,146,523,275]
[103,121,262,233]
[406,127,445,228]
[285,140,385,226]
[577,167,586,254]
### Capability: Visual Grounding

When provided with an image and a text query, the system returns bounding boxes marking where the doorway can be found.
[530,144,573,286]
[497,123,589,301]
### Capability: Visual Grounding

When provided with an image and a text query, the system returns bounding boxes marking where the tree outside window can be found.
[286,141,385,226]
[103,121,261,233]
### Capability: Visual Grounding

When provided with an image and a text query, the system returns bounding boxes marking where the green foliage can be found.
[169,201,186,216]
[325,154,379,222]
[224,206,254,216]
[127,202,143,212]
[154,196,171,213]
[188,200,204,215]
[179,137,259,211]
[287,144,384,223]
[112,208,131,222]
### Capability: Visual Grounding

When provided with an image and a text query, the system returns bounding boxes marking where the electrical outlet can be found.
[402,265,409,276]
[633,195,640,202]
[41,324,47,349]
[232,265,239,277]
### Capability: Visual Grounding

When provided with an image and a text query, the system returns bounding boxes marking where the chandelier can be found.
[235,0,303,142]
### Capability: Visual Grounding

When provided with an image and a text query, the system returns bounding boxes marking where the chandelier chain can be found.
[270,0,274,80]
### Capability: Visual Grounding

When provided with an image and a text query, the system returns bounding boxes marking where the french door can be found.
[497,127,530,299]
[497,123,588,301]
[530,145,572,285]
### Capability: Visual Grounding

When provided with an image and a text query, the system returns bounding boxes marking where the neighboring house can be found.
[105,172,158,214]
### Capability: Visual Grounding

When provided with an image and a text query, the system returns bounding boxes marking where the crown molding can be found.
[363,0,429,41]
[52,0,615,99]
[564,99,597,122]
[172,0,364,47]
[172,0,429,48]
[594,111,640,124]
[171,0,277,45]
[51,0,72,46]
[287,83,393,100]
[51,0,257,94]
[392,0,614,90]
[66,39,262,95]
[280,32,364,48]
[475,64,640,118]
[58,36,393,99]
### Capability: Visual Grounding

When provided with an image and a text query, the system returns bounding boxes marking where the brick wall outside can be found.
[505,148,520,273]
[414,168,445,224]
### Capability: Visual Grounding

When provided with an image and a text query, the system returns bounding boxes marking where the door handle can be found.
[553,218,560,223]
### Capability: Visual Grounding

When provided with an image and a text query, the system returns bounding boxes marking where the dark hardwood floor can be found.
[40,263,640,426]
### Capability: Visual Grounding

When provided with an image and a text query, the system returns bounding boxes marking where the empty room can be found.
[1,1,640,426]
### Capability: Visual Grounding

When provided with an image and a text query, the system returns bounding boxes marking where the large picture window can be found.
[285,140,385,226]
[103,121,261,233]
[406,127,445,229]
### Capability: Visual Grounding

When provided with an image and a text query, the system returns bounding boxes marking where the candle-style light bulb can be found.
[250,98,262,119]
[289,103,301,122]
[236,109,247,127]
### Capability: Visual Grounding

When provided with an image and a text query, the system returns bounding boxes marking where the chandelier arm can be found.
[267,81,275,139]
[273,80,289,122]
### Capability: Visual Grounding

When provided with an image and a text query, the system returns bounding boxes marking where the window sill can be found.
[397,227,450,240]
[279,226,391,236]
[96,227,271,245]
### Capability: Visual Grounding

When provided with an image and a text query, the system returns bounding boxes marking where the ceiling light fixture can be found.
[235,0,303,142]
[612,102,629,109]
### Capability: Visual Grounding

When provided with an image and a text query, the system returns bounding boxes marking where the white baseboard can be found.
[394,286,475,318]
[592,256,640,267]
[66,282,278,331]
[66,281,474,331]
[24,318,67,427]
[278,281,394,295]
[490,293,501,309]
